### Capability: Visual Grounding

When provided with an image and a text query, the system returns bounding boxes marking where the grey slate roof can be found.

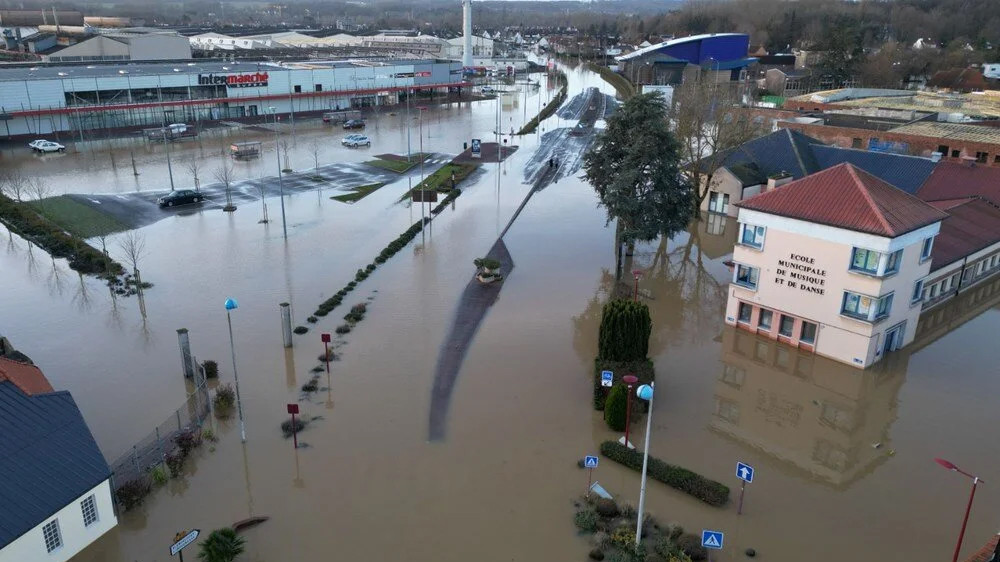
[0,382,110,549]
[727,162,767,186]
[811,145,937,194]
[703,129,938,194]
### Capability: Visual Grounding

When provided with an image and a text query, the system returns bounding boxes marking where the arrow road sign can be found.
[170,529,200,556]
[584,456,599,468]
[701,530,724,550]
[736,462,754,483]
[601,371,614,387]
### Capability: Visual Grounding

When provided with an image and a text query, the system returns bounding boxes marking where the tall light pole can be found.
[632,269,643,302]
[225,298,247,442]
[418,106,427,225]
[635,383,655,548]
[161,113,176,191]
[935,458,984,562]
[268,107,288,239]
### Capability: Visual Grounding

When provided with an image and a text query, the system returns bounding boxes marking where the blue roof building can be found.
[616,33,756,86]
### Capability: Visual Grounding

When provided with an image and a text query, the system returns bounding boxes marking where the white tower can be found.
[462,0,473,67]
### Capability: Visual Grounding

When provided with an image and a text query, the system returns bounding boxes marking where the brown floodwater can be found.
[2,63,999,562]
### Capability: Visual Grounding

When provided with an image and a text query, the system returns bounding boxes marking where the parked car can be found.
[27,139,48,150]
[481,86,495,95]
[33,141,65,153]
[343,119,366,130]
[342,135,371,148]
[157,189,204,208]
[166,123,188,133]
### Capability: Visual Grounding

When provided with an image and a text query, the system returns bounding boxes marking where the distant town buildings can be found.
[0,354,116,562]
[615,33,756,86]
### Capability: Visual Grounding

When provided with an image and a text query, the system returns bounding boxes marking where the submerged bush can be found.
[115,478,151,511]
[201,360,219,379]
[335,324,351,334]
[599,441,730,507]
[293,325,309,334]
[574,509,599,533]
[604,383,628,431]
[213,384,236,413]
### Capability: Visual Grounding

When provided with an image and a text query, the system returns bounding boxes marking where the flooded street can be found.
[2,62,999,561]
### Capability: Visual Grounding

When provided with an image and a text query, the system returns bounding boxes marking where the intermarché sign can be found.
[197,72,269,88]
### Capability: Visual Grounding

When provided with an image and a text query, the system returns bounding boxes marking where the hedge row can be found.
[306,189,465,323]
[585,63,636,100]
[598,299,651,362]
[0,193,124,276]
[517,71,569,135]
[592,358,654,411]
[600,440,730,507]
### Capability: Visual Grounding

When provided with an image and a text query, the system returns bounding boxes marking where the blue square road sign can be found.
[701,530,724,550]
[584,456,599,469]
[736,462,754,483]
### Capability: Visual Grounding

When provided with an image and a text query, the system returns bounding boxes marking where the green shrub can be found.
[595,498,619,518]
[336,324,351,334]
[366,263,376,272]
[173,430,199,456]
[213,384,236,412]
[675,535,707,561]
[598,300,651,362]
[114,478,151,511]
[600,441,729,507]
[307,316,318,323]
[593,359,655,410]
[197,528,246,562]
[574,509,599,533]
[293,325,309,334]
[202,427,217,442]
[150,463,168,485]
[165,451,185,478]
[315,309,328,317]
[604,383,628,431]
[202,360,219,379]
[301,379,318,392]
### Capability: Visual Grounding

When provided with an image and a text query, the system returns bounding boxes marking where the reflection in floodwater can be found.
[713,327,906,488]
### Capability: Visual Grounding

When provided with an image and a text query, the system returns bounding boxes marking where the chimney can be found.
[930,151,943,162]
[766,171,793,191]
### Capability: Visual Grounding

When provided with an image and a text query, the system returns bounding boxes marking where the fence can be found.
[108,375,211,509]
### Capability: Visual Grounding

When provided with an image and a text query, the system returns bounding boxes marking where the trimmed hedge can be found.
[0,193,124,276]
[585,63,636,100]
[598,300,651,362]
[600,441,729,507]
[593,359,654,410]
[518,70,569,135]
[604,383,628,431]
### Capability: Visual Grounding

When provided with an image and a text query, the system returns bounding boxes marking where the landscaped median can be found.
[398,162,479,202]
[518,70,568,135]
[330,182,386,204]
[364,153,431,174]
[600,440,730,507]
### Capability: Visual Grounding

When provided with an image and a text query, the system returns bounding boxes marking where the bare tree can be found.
[280,140,292,172]
[1,170,30,202]
[214,162,237,211]
[29,179,52,211]
[255,174,269,223]
[117,230,147,274]
[185,159,203,191]
[670,78,766,216]
[309,141,321,171]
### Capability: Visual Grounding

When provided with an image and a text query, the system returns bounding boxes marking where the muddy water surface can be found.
[2,63,999,561]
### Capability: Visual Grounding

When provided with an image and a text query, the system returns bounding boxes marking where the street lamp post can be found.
[418,106,427,225]
[632,269,643,302]
[225,298,247,442]
[621,374,638,448]
[935,458,985,562]
[635,383,655,548]
[267,107,288,239]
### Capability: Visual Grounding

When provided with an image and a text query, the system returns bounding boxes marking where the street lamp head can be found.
[224,298,239,311]
[935,458,959,471]
[632,269,642,280]
[637,384,653,401]
[622,374,638,386]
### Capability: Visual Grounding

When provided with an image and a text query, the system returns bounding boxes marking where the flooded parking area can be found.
[1,63,999,561]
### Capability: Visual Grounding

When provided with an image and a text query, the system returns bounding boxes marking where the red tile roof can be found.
[918,162,1000,208]
[0,357,54,396]
[929,197,1000,271]
[963,534,1000,562]
[737,163,948,237]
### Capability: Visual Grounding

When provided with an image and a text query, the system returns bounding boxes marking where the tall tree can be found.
[818,15,866,86]
[671,79,766,217]
[583,92,693,277]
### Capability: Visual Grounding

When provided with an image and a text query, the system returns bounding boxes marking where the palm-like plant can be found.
[197,528,245,562]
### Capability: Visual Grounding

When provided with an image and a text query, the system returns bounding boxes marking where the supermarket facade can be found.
[0,58,468,138]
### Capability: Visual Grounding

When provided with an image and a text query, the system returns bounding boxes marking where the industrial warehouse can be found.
[0,58,468,138]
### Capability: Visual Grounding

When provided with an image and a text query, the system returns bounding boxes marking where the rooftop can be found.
[0,356,53,395]
[0,378,110,549]
[928,197,1000,270]
[737,163,948,237]
[791,88,1000,119]
[616,32,747,62]
[918,161,1000,207]
[888,121,1000,145]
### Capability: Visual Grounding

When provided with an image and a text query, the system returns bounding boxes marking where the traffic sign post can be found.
[170,529,200,561]
[702,529,723,561]
[287,403,300,449]
[736,462,754,515]
[321,333,331,373]
[584,455,599,496]
[600,371,613,387]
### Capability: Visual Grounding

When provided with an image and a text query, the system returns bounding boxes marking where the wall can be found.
[700,167,749,217]
[779,120,1000,167]
[726,210,937,367]
[126,35,191,61]
[0,479,116,562]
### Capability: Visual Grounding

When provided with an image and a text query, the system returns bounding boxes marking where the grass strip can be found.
[330,182,386,203]
[585,63,636,100]
[518,70,569,135]
[600,440,730,507]
[364,153,431,174]
[398,163,478,202]
[28,195,129,238]
[0,193,123,276]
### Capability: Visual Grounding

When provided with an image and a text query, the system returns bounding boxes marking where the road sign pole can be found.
[324,341,330,373]
[587,467,593,497]
[738,480,746,515]
[291,411,298,449]
[179,551,184,562]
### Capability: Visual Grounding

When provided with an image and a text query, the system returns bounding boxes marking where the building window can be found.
[778,314,794,337]
[81,494,98,527]
[315,84,323,92]
[850,247,880,275]
[842,291,893,322]
[800,321,817,343]
[884,249,902,275]
[43,519,62,553]
[740,224,765,249]
[976,151,989,164]
[708,191,729,214]
[951,273,961,289]
[293,85,302,93]
[994,155,1000,165]
[734,264,760,290]
[921,237,934,262]
[852,138,863,149]
[938,144,949,156]
[737,302,752,324]
[912,280,924,303]
[951,149,961,158]
[758,309,773,330]
[929,283,939,298]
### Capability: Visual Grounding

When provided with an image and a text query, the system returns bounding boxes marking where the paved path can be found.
[428,87,606,440]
